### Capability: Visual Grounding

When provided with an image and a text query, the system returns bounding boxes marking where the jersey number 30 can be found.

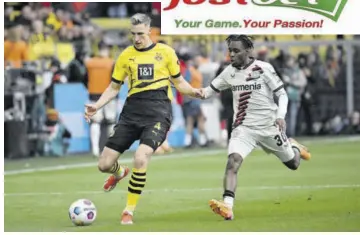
[274,132,287,146]
[138,64,154,80]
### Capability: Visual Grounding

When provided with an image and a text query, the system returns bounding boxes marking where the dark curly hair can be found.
[225,35,254,49]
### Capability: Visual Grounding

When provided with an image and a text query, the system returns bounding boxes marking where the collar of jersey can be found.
[134,43,157,52]
[234,57,256,71]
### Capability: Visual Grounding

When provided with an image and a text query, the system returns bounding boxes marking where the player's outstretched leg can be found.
[209,153,243,220]
[282,138,311,170]
[98,147,130,192]
[289,138,311,160]
[121,144,153,225]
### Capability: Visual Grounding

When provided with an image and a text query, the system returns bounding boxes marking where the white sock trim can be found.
[224,196,234,208]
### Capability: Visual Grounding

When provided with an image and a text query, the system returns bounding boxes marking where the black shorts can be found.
[105,118,171,153]
[105,90,172,153]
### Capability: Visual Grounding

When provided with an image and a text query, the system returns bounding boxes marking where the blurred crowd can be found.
[4,2,161,68]
[4,2,360,159]
[5,2,98,66]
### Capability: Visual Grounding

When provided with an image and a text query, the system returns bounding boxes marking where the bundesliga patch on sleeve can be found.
[162,0,357,34]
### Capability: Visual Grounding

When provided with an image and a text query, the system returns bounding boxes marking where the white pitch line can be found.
[4,149,224,176]
[4,184,360,197]
[5,135,360,176]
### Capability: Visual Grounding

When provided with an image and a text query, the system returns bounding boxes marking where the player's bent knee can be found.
[228,153,243,164]
[97,156,114,172]
[98,147,120,172]
[98,159,111,172]
[227,153,243,173]
[134,144,154,168]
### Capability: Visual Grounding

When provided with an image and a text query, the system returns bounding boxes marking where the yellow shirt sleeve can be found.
[112,51,128,84]
[167,48,181,79]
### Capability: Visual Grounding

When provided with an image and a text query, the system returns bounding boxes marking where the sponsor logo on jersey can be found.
[232,83,261,91]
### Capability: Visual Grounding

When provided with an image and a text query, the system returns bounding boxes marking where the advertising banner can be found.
[161,0,360,34]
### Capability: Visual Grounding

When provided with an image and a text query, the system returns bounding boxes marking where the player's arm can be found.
[93,81,122,110]
[274,86,288,120]
[202,68,231,99]
[274,87,288,132]
[85,79,122,123]
[166,48,198,97]
[170,75,199,97]
[263,66,288,119]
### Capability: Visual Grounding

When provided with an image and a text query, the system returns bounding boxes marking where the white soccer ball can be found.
[68,199,97,226]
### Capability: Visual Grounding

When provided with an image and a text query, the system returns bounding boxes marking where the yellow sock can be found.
[125,168,147,212]
[109,161,124,178]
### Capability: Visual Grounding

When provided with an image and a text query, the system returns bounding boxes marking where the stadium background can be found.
[4,2,360,159]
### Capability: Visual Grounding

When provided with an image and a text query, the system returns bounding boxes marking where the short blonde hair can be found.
[130,13,151,27]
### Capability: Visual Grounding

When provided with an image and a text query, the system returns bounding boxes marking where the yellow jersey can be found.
[112,43,181,101]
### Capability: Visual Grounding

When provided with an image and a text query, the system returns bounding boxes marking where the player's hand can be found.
[275,118,286,133]
[192,88,205,99]
[84,103,98,123]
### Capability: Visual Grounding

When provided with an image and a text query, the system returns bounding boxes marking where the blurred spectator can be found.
[282,55,307,137]
[71,2,89,13]
[325,45,340,87]
[195,52,221,145]
[195,52,220,88]
[44,109,72,156]
[297,53,315,135]
[308,46,328,81]
[67,47,88,85]
[150,12,161,43]
[180,54,208,148]
[152,2,161,15]
[349,111,360,134]
[4,23,29,68]
[272,50,287,73]
[16,5,35,28]
[257,46,269,62]
[46,8,64,32]
[85,43,116,157]
[29,20,46,43]
[107,3,128,18]
[257,46,283,80]
[44,58,68,108]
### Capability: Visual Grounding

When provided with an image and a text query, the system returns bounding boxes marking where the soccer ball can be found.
[68,199,97,226]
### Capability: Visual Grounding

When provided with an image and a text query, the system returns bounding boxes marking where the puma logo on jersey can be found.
[232,83,261,91]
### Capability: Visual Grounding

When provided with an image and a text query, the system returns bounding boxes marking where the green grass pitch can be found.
[4,138,360,232]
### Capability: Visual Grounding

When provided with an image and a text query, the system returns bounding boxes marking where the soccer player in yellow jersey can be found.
[84,13,202,225]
